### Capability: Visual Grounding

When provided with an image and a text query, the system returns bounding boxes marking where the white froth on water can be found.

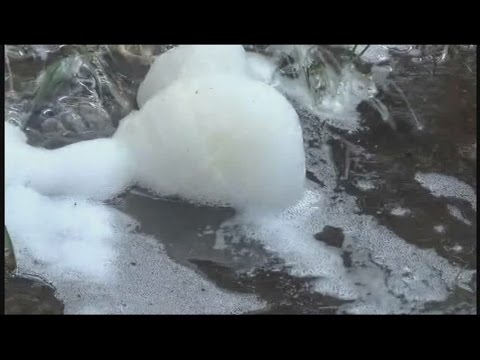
[5,122,135,201]
[390,206,411,216]
[5,188,265,313]
[56,216,266,314]
[212,127,476,313]
[233,190,358,300]
[447,204,472,226]
[116,74,306,211]
[353,179,377,191]
[215,185,475,313]
[246,46,381,132]
[415,172,476,211]
[5,185,117,280]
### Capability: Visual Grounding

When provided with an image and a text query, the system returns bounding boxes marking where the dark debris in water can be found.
[314,226,345,248]
[189,258,348,314]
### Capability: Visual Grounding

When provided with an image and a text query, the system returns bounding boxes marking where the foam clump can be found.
[6,45,306,211]
[116,74,306,211]
[246,52,278,84]
[137,45,248,108]
[5,122,135,201]
[5,184,117,279]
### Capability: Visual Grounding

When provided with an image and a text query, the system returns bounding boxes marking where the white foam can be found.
[139,45,384,133]
[5,119,266,313]
[390,206,411,216]
[244,49,378,132]
[5,122,135,201]
[304,65,377,131]
[245,190,358,300]
[137,45,248,108]
[5,185,117,280]
[354,178,376,191]
[5,45,473,314]
[5,185,265,314]
[246,51,277,84]
[116,74,306,211]
[212,134,475,313]
[447,204,472,226]
[415,172,476,211]
[213,184,475,312]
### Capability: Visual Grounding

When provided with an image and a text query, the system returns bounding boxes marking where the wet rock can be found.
[5,274,64,315]
[314,226,345,248]
[5,227,16,272]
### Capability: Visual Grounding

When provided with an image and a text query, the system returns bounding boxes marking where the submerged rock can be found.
[314,226,345,248]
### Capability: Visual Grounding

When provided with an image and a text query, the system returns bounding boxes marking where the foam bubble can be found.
[116,74,306,211]
[390,206,411,216]
[246,51,277,84]
[5,122,135,201]
[137,45,248,108]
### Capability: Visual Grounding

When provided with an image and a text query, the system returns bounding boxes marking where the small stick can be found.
[390,81,424,131]
[5,51,14,92]
[357,45,371,58]
[343,145,351,180]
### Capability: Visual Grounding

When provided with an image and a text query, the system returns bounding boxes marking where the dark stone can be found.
[130,262,137,266]
[314,226,345,248]
[5,274,64,315]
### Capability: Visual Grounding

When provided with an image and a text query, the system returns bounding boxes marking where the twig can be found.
[390,81,424,131]
[343,145,351,180]
[350,45,358,60]
[5,51,14,92]
[357,45,370,58]
[439,45,449,62]
[454,263,472,291]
